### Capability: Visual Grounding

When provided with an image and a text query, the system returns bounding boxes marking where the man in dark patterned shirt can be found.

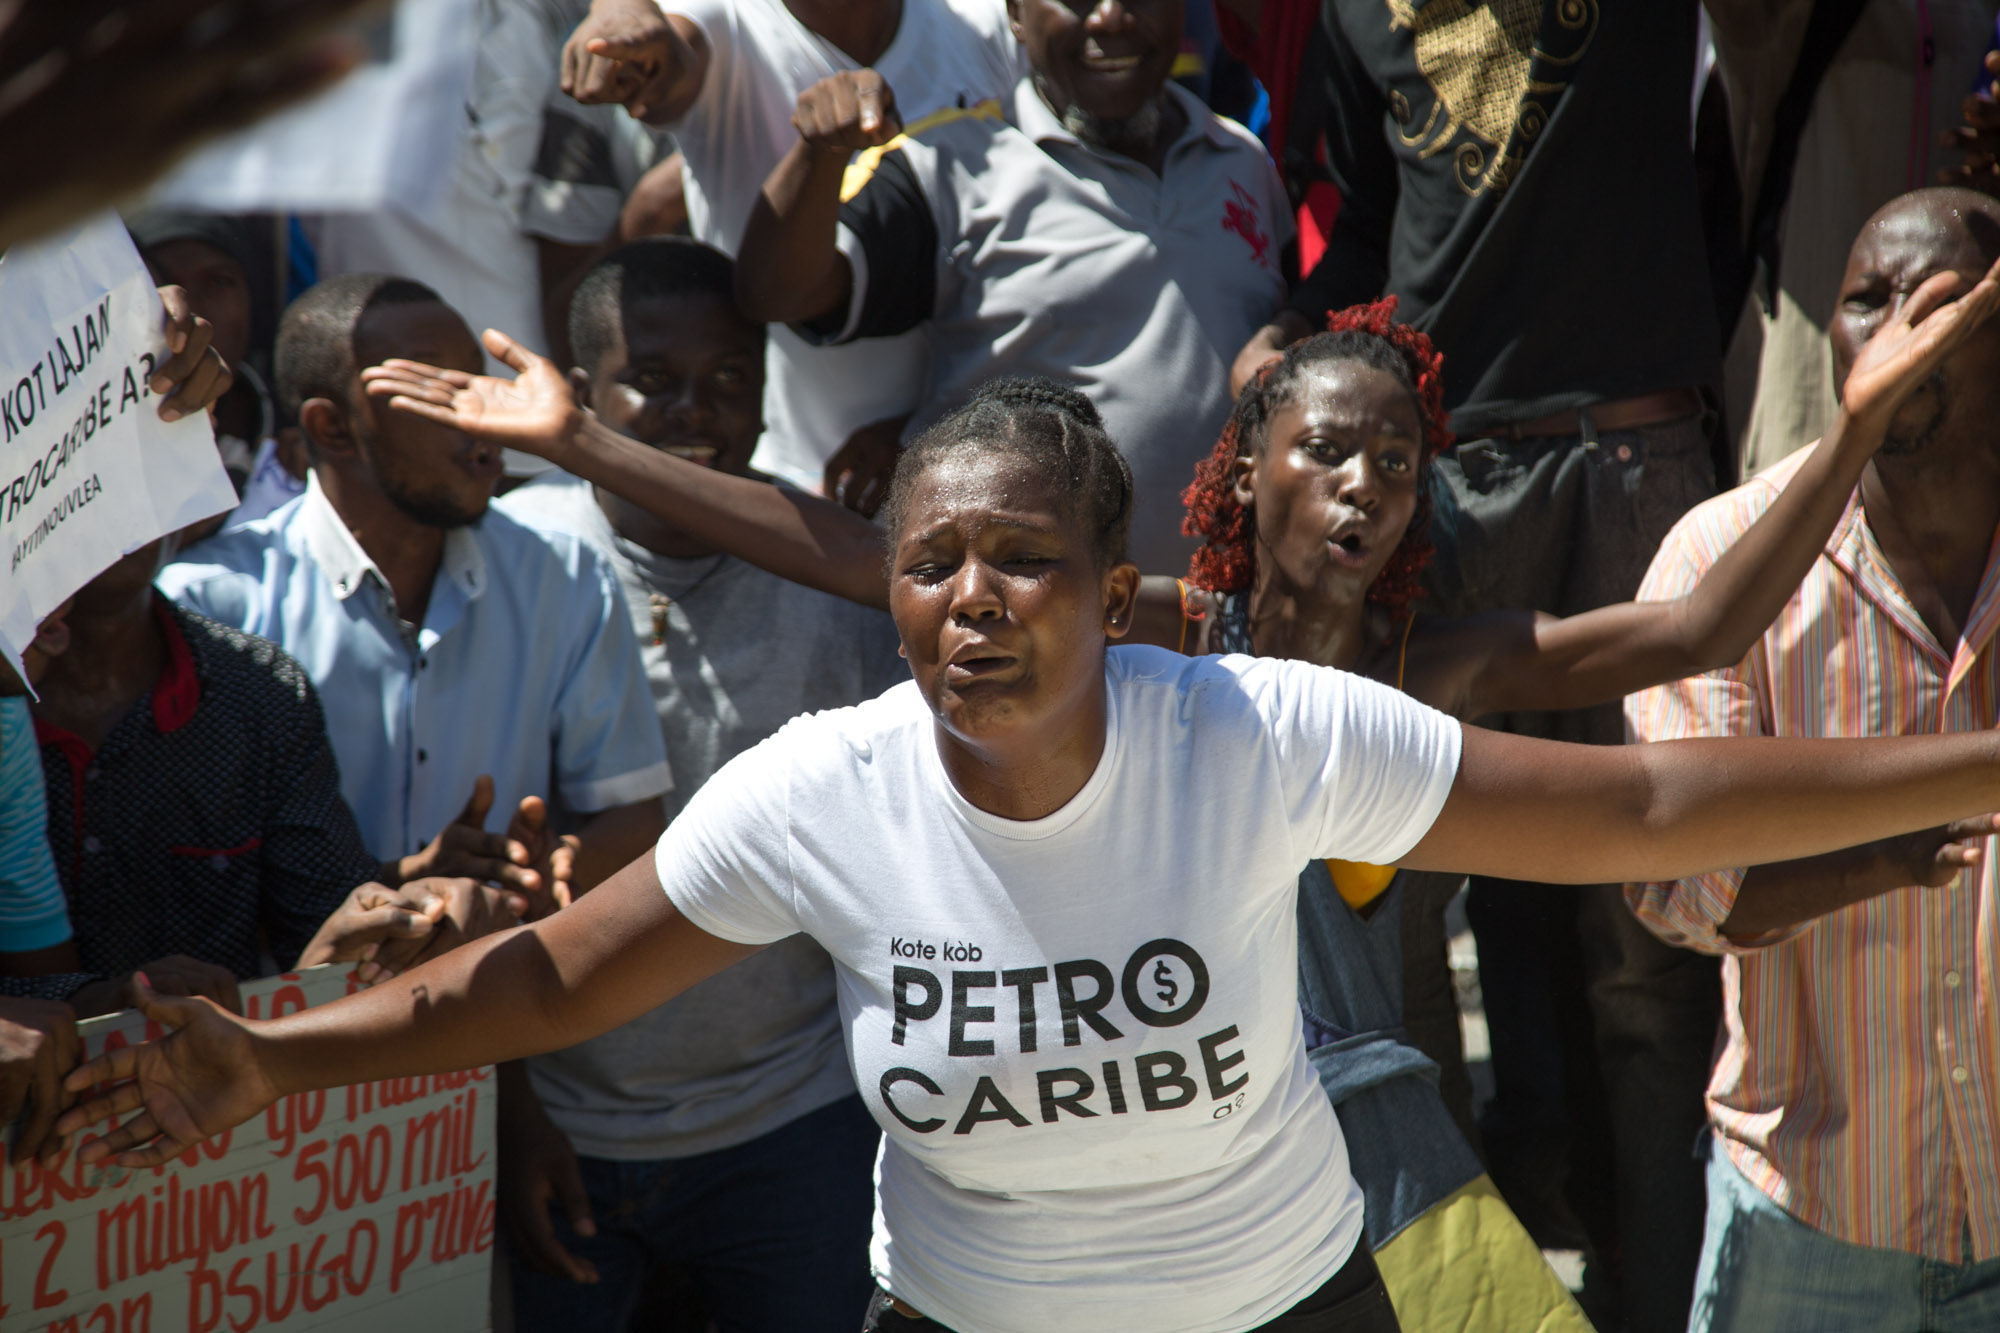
[5,537,506,1014]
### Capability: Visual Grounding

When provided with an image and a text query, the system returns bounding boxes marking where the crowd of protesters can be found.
[5,3,2000,1332]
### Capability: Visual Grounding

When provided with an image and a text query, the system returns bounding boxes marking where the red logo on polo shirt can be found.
[1221,182,1271,267]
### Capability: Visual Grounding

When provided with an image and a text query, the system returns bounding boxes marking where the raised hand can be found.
[388,774,548,895]
[152,285,233,423]
[57,975,279,1169]
[0,997,82,1164]
[362,329,582,463]
[559,0,703,122]
[505,797,581,918]
[793,71,902,154]
[1841,251,2000,430]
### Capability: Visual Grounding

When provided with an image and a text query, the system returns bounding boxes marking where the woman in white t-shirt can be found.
[58,379,2000,1333]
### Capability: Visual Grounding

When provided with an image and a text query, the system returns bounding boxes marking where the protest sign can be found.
[147,0,477,218]
[0,967,495,1333]
[0,216,238,685]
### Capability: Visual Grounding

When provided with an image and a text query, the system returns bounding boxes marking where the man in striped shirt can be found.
[1627,187,2000,1331]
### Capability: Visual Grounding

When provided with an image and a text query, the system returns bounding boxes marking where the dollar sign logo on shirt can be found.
[1154,959,1178,1007]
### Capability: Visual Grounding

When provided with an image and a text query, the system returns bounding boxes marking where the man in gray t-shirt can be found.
[495,238,901,1331]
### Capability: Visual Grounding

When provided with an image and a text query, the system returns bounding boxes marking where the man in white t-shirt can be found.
[558,0,1025,499]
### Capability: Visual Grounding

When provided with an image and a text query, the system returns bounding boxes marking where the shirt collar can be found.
[149,598,200,733]
[295,472,488,610]
[1818,463,2000,692]
[1006,75,1232,157]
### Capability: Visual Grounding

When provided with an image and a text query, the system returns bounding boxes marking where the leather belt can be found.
[1466,387,1704,443]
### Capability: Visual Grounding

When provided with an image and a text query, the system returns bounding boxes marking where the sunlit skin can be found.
[1830,191,2000,651]
[343,304,503,531]
[890,451,1139,821]
[1230,362,1422,674]
[574,291,765,560]
[1010,0,1187,143]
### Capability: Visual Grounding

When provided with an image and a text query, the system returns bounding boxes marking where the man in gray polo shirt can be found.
[735,0,1291,575]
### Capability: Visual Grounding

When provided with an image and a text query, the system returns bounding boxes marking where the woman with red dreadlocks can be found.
[1166,288,2000,1325]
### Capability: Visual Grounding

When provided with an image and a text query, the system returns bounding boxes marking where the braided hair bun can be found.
[968,376,1107,430]
[883,376,1134,571]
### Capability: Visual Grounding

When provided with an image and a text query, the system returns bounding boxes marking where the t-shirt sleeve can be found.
[798,147,940,345]
[1250,659,1462,866]
[551,542,673,811]
[654,732,802,945]
[0,699,70,953]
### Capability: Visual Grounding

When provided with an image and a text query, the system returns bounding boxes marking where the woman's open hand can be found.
[362,329,584,464]
[57,974,280,1169]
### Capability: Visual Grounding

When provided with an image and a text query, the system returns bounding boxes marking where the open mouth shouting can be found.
[945,637,1020,685]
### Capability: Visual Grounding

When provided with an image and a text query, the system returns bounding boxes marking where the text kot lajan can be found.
[879,936,1253,1136]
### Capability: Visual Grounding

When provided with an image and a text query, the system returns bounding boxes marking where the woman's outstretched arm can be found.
[363,329,891,610]
[58,854,758,1167]
[1404,725,2000,887]
[1461,254,2000,717]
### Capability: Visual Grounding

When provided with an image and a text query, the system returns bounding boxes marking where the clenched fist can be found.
[793,71,902,154]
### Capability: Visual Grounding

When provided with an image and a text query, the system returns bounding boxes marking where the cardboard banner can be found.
[0,968,495,1333]
[0,215,237,684]
[147,0,477,218]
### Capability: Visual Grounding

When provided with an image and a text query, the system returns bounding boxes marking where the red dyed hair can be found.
[1181,298,1452,617]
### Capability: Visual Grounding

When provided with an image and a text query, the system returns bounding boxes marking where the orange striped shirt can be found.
[1624,445,2000,1263]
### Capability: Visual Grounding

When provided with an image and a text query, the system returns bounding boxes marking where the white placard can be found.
[0,967,496,1332]
[147,0,479,218]
[0,216,238,684]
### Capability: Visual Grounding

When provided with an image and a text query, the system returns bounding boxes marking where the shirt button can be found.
[82,835,102,854]
[1946,970,1964,989]
[1953,1065,1971,1085]
[417,748,428,763]
[210,854,230,872]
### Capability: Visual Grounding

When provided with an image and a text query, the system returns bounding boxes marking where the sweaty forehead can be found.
[1848,196,2000,282]
[898,448,1075,539]
[1282,360,1421,432]
[352,301,481,375]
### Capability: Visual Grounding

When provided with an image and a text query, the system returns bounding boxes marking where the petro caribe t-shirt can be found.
[655,646,1462,1332]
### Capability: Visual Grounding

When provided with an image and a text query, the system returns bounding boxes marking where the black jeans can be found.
[859,1240,1400,1332]
[1426,414,1723,1332]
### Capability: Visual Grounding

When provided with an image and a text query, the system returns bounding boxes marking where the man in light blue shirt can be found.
[161,274,670,897]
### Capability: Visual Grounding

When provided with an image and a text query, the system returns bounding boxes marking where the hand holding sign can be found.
[0,996,82,1163]
[0,217,237,688]
[152,283,234,423]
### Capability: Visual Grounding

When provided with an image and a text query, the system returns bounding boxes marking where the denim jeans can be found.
[508,1094,880,1333]
[1426,415,1723,1332]
[1691,1136,2000,1333]
[859,1240,1400,1332]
